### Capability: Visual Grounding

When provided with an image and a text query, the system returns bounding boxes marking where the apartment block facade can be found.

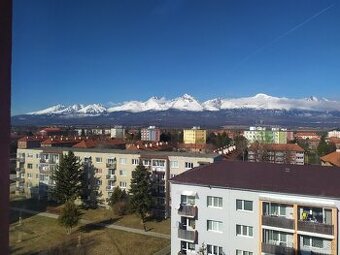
[248,143,305,165]
[244,127,288,144]
[141,126,161,142]
[170,161,340,255]
[110,126,125,139]
[16,147,221,217]
[183,127,207,144]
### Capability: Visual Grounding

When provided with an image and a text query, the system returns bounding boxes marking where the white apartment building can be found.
[110,126,125,139]
[16,147,221,217]
[328,130,340,139]
[170,161,340,255]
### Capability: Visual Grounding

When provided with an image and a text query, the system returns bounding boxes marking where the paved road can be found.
[11,207,170,240]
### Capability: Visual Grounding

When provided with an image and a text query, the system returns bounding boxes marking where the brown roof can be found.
[73,140,98,148]
[170,160,340,199]
[320,151,340,167]
[249,143,304,152]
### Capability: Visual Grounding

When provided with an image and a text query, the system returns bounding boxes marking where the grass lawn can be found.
[10,214,170,255]
[10,196,171,235]
[80,208,171,235]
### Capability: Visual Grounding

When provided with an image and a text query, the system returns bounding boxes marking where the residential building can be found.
[170,161,340,255]
[248,143,305,165]
[320,149,340,167]
[111,126,125,139]
[16,147,221,217]
[17,136,43,149]
[141,126,161,142]
[295,132,320,140]
[38,127,64,136]
[183,126,207,144]
[243,127,288,144]
[328,130,340,139]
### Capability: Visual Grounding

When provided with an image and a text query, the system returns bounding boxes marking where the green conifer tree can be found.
[51,151,83,203]
[129,162,153,230]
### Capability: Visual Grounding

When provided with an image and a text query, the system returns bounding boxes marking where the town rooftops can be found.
[170,160,340,199]
[249,143,304,152]
[320,150,340,167]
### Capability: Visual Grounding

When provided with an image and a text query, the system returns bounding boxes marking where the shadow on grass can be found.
[38,234,96,255]
[79,217,122,233]
[10,198,61,224]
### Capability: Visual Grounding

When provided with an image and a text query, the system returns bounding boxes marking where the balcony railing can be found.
[17,157,25,163]
[262,215,295,229]
[298,220,333,235]
[40,158,58,164]
[178,205,197,218]
[178,228,198,243]
[106,174,116,181]
[106,185,115,191]
[262,243,295,255]
[16,167,25,174]
[106,163,117,169]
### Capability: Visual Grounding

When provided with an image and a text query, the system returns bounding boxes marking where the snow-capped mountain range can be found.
[27,93,340,116]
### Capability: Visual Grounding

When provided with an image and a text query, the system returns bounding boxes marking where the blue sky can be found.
[12,0,340,115]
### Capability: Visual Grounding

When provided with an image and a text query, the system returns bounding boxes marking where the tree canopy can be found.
[51,151,83,203]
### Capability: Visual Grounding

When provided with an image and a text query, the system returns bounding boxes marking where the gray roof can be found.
[171,160,340,199]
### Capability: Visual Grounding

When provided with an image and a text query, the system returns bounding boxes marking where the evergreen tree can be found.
[108,187,128,215]
[58,200,81,235]
[51,151,83,203]
[129,162,153,230]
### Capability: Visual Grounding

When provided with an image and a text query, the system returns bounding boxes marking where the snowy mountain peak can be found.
[26,93,340,115]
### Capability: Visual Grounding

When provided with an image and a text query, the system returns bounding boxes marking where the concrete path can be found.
[11,207,170,240]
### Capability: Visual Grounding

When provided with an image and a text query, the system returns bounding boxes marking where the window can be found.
[207,244,223,255]
[181,241,195,252]
[236,250,253,255]
[236,200,253,211]
[95,168,102,174]
[119,170,127,176]
[143,159,151,166]
[152,160,165,167]
[185,162,193,169]
[27,173,32,179]
[303,236,324,248]
[207,196,223,208]
[181,195,195,205]
[36,174,39,178]
[120,181,127,188]
[27,163,33,169]
[263,202,288,216]
[27,153,33,158]
[119,158,127,164]
[170,160,179,168]
[207,220,223,232]
[95,157,102,163]
[236,225,253,237]
[132,159,139,165]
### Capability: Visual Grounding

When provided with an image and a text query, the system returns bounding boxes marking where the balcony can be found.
[178,205,197,218]
[106,174,116,181]
[262,243,295,255]
[178,228,198,242]
[17,157,25,163]
[298,220,333,236]
[106,185,115,191]
[106,163,117,169]
[262,215,294,229]
[16,185,24,192]
[16,167,25,174]
[40,158,57,164]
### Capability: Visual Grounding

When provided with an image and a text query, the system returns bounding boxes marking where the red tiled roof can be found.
[73,140,98,148]
[170,160,340,199]
[249,143,304,152]
[320,151,340,167]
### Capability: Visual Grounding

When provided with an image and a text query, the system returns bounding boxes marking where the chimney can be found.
[145,144,148,148]
[149,143,152,147]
